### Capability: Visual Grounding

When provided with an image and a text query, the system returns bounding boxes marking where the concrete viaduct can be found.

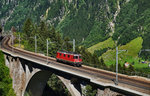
[0,36,150,96]
[3,48,120,96]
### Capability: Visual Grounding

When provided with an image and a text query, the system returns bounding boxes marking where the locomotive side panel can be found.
[56,51,82,67]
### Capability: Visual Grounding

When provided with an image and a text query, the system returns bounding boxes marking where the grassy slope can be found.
[120,37,143,57]
[101,37,148,69]
[87,38,115,54]
[14,44,24,49]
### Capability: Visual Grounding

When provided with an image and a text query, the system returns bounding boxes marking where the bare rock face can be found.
[97,88,122,96]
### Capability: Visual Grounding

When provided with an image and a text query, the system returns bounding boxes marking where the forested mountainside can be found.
[0,0,119,45]
[0,0,150,59]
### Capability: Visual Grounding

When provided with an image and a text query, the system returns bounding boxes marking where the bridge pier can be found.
[4,55,41,96]
[5,55,25,96]
[58,76,81,96]
[58,76,90,96]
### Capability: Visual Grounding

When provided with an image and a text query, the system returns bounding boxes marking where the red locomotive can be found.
[56,51,82,67]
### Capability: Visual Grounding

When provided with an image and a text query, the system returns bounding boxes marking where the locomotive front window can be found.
[74,56,78,59]
[60,53,61,56]
[68,55,70,58]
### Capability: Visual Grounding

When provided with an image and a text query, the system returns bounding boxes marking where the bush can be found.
[0,51,16,96]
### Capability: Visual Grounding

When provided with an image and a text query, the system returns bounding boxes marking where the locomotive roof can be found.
[57,51,81,56]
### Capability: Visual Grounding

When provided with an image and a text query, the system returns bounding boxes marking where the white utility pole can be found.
[68,39,75,52]
[19,33,20,48]
[2,23,4,36]
[46,39,55,63]
[35,35,37,53]
[11,33,14,52]
[73,39,75,52]
[139,49,150,56]
[47,39,49,63]
[116,47,127,85]
[116,47,118,85]
[29,35,37,52]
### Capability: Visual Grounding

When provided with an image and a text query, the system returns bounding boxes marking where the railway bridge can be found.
[0,36,150,96]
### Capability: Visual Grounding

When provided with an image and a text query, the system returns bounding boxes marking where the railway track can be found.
[82,66,150,90]
[1,36,150,95]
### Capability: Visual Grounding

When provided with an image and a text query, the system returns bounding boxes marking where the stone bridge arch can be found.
[24,70,52,96]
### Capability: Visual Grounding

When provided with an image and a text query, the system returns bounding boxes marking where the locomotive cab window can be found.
[68,55,70,58]
[64,54,66,57]
[74,56,78,59]
[60,53,61,56]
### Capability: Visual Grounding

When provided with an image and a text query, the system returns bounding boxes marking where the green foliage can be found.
[53,0,112,45]
[47,74,71,96]
[109,64,115,72]
[102,37,143,66]
[2,0,149,78]
[47,0,63,20]
[1,0,50,30]
[21,19,64,57]
[0,51,16,96]
[76,46,106,68]
[23,18,34,40]
[94,48,108,57]
[7,89,16,96]
[82,18,109,47]
[107,0,117,15]
[63,36,72,52]
[128,64,135,72]
[112,0,150,60]
[22,18,35,51]
[1,0,149,53]
[100,37,149,76]
[88,38,115,54]
[121,37,143,57]
[83,85,97,96]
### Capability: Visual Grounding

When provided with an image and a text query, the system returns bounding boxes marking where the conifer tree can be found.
[63,37,72,51]
[100,57,105,66]
[23,18,34,40]
[83,85,97,96]
[50,27,57,41]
